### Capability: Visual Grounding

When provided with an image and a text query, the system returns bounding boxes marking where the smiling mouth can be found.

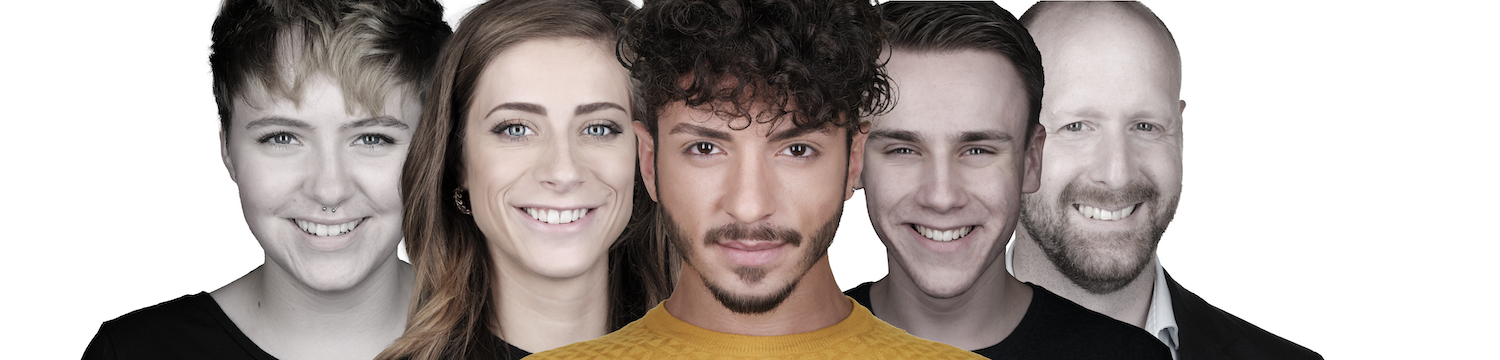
[911,224,973,242]
[522,207,591,224]
[1076,204,1138,221]
[294,218,363,237]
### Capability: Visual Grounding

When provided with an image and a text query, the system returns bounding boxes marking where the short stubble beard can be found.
[661,207,841,314]
[1019,180,1178,295]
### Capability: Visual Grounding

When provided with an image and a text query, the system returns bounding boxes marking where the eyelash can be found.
[354,133,396,147]
[582,122,623,138]
[256,132,299,146]
[779,143,818,158]
[492,121,535,139]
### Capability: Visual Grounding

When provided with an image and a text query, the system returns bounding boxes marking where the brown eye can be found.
[788,144,807,157]
[695,143,715,154]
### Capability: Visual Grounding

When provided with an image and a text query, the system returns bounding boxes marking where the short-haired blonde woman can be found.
[377,0,674,358]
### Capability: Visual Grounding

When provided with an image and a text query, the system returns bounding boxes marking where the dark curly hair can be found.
[620,0,893,137]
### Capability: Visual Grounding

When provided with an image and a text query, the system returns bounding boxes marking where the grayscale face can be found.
[225,74,419,291]
[862,49,1041,298]
[1022,15,1185,294]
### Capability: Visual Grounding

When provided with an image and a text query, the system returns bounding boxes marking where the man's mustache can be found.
[703,223,802,247]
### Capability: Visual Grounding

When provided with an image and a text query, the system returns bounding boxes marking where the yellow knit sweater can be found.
[528,297,983,359]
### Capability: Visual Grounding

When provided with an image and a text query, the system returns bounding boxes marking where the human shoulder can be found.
[1165,272,1322,360]
[84,292,276,360]
[849,314,988,360]
[527,319,668,359]
[974,284,1169,359]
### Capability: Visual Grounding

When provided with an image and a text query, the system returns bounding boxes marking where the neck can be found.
[870,251,1031,350]
[665,256,851,336]
[491,251,611,354]
[1011,228,1156,327]
[212,255,413,360]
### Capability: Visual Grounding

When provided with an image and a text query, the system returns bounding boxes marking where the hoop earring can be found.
[453,187,472,215]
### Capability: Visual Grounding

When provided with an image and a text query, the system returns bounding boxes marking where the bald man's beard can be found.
[1020,180,1178,295]
[662,208,840,314]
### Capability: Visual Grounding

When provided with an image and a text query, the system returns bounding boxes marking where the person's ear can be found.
[633,121,658,202]
[845,123,870,201]
[220,128,236,183]
[1179,99,1187,114]
[1021,124,1046,193]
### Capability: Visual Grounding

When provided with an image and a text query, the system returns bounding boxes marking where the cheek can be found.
[351,156,406,212]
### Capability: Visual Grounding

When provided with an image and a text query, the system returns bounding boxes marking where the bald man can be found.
[1011,2,1320,360]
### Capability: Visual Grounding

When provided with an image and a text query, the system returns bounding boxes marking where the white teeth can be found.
[912,224,973,242]
[1079,204,1137,221]
[525,208,590,224]
[296,218,363,237]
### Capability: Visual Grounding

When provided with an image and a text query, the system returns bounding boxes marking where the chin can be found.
[907,266,984,299]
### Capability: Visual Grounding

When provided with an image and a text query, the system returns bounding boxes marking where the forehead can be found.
[472,38,629,108]
[875,49,1029,134]
[657,100,841,140]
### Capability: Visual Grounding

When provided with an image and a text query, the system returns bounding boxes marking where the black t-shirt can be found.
[82,292,532,359]
[847,282,1172,360]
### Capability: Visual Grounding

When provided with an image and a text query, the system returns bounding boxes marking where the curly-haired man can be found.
[529,0,982,358]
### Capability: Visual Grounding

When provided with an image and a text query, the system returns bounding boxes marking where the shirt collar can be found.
[1144,257,1180,359]
[1006,239,1180,358]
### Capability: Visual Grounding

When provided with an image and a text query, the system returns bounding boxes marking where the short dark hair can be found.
[879,1,1044,135]
[621,0,893,137]
[210,0,451,135]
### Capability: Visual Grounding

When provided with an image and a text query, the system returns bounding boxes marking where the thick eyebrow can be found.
[245,116,312,130]
[868,129,922,143]
[953,130,1012,143]
[341,116,409,130]
[668,123,732,141]
[767,125,835,142]
[575,102,627,116]
[486,102,547,118]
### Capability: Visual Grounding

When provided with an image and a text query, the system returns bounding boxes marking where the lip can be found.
[290,217,366,252]
[717,240,787,267]
[513,205,600,234]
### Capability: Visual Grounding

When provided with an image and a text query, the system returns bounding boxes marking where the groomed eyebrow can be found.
[954,130,1012,143]
[868,129,922,143]
[487,102,546,118]
[575,102,627,116]
[767,125,836,142]
[342,116,409,130]
[245,117,312,130]
[668,123,731,141]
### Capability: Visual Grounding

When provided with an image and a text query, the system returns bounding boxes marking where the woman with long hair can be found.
[377,0,674,358]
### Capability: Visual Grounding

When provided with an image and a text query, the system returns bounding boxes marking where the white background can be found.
[1,0,1494,358]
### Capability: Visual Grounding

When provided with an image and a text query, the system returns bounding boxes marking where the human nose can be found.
[721,154,775,224]
[914,154,966,213]
[307,145,353,209]
[1086,129,1137,190]
[538,135,584,193]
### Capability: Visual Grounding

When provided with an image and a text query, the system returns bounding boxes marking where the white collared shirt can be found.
[1006,239,1180,359]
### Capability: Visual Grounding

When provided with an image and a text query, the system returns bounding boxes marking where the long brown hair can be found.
[378,0,673,359]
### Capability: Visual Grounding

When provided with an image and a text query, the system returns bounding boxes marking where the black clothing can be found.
[83,293,535,360]
[847,282,1172,359]
[1165,270,1321,360]
[82,292,277,360]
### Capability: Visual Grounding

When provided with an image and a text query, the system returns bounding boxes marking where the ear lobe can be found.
[220,128,237,183]
[1021,125,1045,193]
[632,121,659,202]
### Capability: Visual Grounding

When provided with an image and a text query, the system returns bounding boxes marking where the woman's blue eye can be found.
[499,124,533,137]
[272,134,294,144]
[356,134,391,146]
[584,124,616,137]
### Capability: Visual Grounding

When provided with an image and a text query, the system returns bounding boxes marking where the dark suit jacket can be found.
[1166,270,1322,360]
